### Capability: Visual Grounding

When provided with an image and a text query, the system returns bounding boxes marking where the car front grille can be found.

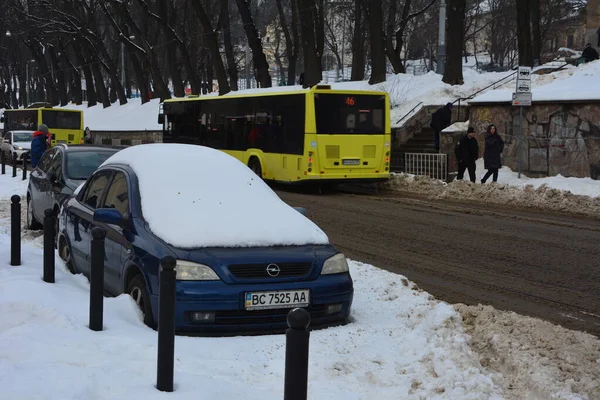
[214,304,328,325]
[227,262,312,279]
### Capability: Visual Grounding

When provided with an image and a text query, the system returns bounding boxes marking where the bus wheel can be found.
[249,158,262,178]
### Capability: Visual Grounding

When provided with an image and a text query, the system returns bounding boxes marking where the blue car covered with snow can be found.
[57,143,353,334]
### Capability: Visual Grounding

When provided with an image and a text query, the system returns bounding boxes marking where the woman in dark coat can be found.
[481,124,504,183]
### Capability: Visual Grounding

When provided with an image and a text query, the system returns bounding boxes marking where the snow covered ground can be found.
[388,158,600,218]
[1,168,600,400]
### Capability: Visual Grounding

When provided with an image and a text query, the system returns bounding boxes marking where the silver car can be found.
[1,130,34,163]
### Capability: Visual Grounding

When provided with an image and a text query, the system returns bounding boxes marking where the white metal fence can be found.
[404,153,448,181]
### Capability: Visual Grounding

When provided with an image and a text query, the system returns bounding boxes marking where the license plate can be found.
[245,289,310,310]
[342,159,360,165]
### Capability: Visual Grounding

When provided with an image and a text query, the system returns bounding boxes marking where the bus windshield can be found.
[314,94,385,134]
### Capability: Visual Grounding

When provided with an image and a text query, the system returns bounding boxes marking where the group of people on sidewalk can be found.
[430,103,505,183]
[454,124,504,184]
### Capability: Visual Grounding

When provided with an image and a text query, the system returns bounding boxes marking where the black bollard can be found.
[10,195,21,266]
[42,209,56,283]
[22,155,27,180]
[12,155,16,178]
[1,151,5,175]
[156,255,177,392]
[283,308,311,400]
[89,227,106,331]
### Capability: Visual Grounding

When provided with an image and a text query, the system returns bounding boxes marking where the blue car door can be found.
[70,171,113,276]
[28,148,57,223]
[96,170,133,295]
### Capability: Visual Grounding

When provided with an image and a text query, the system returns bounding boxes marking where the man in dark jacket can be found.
[430,102,452,151]
[582,43,599,63]
[454,126,479,182]
[30,124,51,168]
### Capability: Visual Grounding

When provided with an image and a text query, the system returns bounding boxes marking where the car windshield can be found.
[65,151,116,180]
[13,132,33,142]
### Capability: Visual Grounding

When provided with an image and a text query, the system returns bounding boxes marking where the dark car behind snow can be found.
[26,144,121,233]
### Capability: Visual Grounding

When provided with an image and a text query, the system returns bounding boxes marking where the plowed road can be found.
[276,187,600,337]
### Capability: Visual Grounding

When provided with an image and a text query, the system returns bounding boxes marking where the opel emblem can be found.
[266,263,281,277]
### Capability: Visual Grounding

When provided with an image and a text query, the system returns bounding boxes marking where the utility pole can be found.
[436,0,447,75]
[245,44,251,89]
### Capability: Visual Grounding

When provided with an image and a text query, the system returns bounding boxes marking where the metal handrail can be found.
[395,101,424,125]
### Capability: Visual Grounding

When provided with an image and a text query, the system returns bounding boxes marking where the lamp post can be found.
[436,0,447,75]
[25,60,35,106]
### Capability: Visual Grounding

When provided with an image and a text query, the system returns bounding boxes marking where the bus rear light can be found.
[308,157,313,163]
[385,157,390,162]
[376,170,379,173]
[385,167,388,171]
[385,142,390,147]
[308,168,312,172]
[321,171,324,174]
[304,171,307,175]
[386,151,390,156]
[308,163,312,168]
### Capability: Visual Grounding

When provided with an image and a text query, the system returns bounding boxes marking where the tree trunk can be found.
[516,0,533,66]
[234,0,272,87]
[530,0,541,65]
[351,0,366,81]
[368,0,386,84]
[156,0,185,97]
[297,0,322,87]
[442,0,466,85]
[73,41,97,106]
[50,47,68,106]
[221,0,238,91]
[62,48,83,105]
[385,0,403,73]
[276,0,299,85]
[190,0,231,95]
[91,59,111,108]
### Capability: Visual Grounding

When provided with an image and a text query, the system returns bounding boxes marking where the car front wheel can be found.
[26,197,43,230]
[127,274,156,329]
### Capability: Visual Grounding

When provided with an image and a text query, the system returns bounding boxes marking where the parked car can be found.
[1,130,34,163]
[57,143,354,334]
[27,144,121,232]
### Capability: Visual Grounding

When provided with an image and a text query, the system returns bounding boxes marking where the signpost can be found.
[512,66,532,178]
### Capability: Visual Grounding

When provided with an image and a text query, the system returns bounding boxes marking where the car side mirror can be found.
[3,139,9,144]
[293,207,307,216]
[94,208,124,226]
[158,114,164,124]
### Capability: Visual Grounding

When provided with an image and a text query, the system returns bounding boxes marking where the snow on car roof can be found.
[100,143,329,249]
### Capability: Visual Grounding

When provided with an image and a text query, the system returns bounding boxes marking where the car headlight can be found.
[14,145,23,150]
[321,253,349,275]
[175,260,220,281]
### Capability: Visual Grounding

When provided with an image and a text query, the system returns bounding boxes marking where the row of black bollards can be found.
[1,152,28,179]
[9,197,312,398]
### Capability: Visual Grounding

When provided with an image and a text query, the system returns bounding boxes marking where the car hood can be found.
[167,243,340,279]
[13,141,31,150]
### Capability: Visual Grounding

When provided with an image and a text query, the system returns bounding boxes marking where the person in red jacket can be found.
[30,124,51,168]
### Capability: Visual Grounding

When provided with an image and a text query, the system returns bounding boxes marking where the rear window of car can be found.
[65,151,116,180]
[13,132,34,142]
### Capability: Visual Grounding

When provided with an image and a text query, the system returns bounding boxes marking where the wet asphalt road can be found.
[276,186,600,337]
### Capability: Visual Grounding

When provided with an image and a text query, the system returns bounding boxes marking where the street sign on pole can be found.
[513,66,532,179]
[512,92,532,106]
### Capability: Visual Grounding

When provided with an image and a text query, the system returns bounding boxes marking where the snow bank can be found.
[0,234,503,399]
[100,143,329,248]
[456,304,600,400]
[387,159,600,219]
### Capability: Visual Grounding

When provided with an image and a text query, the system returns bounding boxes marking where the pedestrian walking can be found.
[454,126,479,182]
[481,124,504,183]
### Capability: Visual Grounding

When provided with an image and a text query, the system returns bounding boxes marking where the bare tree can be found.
[516,0,534,66]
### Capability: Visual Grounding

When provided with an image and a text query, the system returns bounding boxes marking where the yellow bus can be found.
[1,107,84,146]
[158,85,391,185]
